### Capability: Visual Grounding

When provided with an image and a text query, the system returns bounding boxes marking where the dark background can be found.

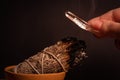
[1,0,120,80]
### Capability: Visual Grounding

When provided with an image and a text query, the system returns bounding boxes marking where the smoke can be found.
[76,0,96,20]
[88,0,96,19]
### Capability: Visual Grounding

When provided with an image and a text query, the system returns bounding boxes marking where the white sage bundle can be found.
[14,37,87,74]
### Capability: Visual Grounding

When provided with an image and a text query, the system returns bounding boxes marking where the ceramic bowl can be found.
[4,65,66,80]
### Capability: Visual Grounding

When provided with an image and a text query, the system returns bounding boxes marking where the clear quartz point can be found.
[65,11,92,31]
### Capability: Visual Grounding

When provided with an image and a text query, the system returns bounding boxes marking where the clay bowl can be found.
[4,65,66,80]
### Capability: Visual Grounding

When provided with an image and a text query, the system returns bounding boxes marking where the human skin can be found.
[88,8,120,39]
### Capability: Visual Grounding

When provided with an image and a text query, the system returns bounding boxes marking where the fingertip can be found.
[88,18,102,30]
[88,18,104,38]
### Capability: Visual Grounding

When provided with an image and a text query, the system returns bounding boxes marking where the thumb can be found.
[100,20,120,38]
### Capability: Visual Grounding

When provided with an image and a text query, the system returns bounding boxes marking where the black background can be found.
[1,0,120,80]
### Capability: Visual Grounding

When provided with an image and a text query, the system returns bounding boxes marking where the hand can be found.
[88,8,120,49]
[88,8,120,39]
